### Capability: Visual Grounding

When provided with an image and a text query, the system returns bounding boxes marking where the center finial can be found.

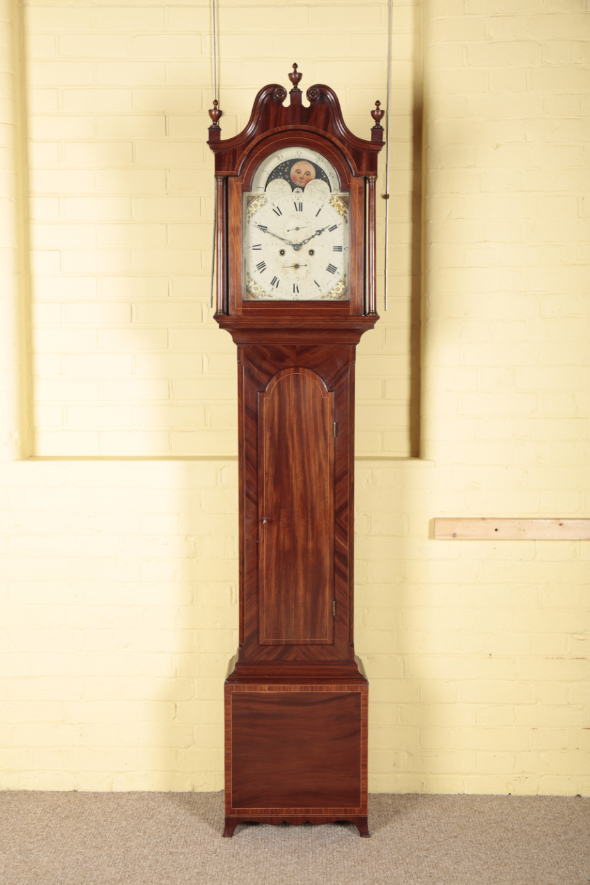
[288,63,302,91]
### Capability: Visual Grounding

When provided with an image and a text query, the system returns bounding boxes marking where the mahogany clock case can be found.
[223,682,369,838]
[224,340,370,838]
[208,69,384,838]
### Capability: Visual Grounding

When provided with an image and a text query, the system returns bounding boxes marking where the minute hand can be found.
[255,224,294,246]
[297,225,331,248]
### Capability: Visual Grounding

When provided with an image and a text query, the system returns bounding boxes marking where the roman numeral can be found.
[326,264,337,274]
[329,224,337,232]
[252,244,262,250]
[294,202,303,212]
[271,276,280,288]
[256,261,266,273]
[315,208,322,217]
[333,245,342,252]
[273,206,282,216]
[293,284,299,295]
[258,224,268,232]
[314,280,320,288]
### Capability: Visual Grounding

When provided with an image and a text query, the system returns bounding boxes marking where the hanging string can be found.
[210,0,218,309]
[212,0,218,104]
[383,0,393,311]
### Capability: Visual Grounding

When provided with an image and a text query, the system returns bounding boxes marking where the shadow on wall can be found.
[12,0,34,459]
[409,13,424,459]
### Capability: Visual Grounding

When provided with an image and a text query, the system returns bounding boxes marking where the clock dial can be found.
[244,190,349,301]
[244,148,349,302]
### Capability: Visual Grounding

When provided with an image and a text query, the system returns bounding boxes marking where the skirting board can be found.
[434,518,590,540]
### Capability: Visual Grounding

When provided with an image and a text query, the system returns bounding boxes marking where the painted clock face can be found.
[243,147,349,302]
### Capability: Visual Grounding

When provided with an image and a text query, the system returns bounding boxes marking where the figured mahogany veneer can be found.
[208,80,382,177]
[236,344,357,664]
[260,368,334,646]
[231,691,362,807]
[224,682,369,838]
[208,67,383,838]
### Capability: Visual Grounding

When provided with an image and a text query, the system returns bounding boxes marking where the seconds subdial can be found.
[284,214,311,243]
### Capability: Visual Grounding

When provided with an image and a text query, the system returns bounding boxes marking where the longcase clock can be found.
[207,65,384,838]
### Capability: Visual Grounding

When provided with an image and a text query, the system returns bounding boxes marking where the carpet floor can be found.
[0,792,588,885]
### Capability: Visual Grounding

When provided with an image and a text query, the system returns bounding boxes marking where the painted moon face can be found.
[289,160,316,188]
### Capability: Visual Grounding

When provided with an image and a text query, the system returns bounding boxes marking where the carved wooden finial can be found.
[371,100,384,127]
[208,99,222,128]
[288,63,302,92]
[370,100,384,142]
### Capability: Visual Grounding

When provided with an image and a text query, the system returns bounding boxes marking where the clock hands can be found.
[256,220,336,252]
[255,224,293,246]
[296,225,332,249]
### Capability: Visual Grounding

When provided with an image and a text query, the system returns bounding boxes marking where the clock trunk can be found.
[239,344,355,663]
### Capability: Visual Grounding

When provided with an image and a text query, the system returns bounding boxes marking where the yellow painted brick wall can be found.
[24,0,415,456]
[0,0,588,795]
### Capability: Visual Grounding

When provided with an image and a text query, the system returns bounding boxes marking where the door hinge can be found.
[333,422,338,437]
[333,600,336,617]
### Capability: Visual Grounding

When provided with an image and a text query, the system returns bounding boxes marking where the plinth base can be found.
[224,668,368,837]
[223,814,369,838]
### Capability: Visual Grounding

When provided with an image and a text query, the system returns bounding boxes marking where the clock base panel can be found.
[224,677,368,837]
[223,814,369,838]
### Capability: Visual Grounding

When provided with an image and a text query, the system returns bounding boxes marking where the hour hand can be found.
[298,225,330,247]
